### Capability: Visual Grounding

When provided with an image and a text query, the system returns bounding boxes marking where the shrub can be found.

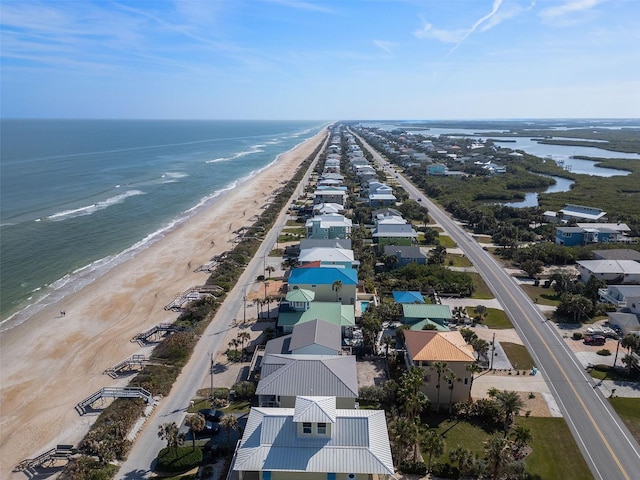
[232,381,256,400]
[597,348,611,356]
[60,455,119,480]
[572,332,583,340]
[399,460,427,475]
[157,446,203,473]
[431,462,460,479]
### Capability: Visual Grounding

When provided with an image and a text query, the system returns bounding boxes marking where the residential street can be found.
[357,134,640,480]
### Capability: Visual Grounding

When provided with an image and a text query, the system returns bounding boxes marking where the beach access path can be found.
[0,128,328,478]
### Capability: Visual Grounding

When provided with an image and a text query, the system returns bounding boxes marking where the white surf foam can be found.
[45,190,145,221]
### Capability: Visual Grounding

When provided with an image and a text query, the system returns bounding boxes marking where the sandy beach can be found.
[0,128,327,475]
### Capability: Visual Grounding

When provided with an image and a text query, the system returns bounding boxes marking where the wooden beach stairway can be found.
[130,322,179,345]
[75,387,153,415]
[14,444,76,474]
[104,354,146,378]
[163,284,222,310]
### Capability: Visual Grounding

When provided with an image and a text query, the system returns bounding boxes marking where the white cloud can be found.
[414,18,467,43]
[373,40,397,54]
[540,0,605,20]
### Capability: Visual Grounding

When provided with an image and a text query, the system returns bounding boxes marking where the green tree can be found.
[484,434,512,480]
[445,371,460,413]
[466,363,483,400]
[511,424,533,457]
[382,335,394,357]
[422,429,445,473]
[432,361,449,412]
[220,414,239,450]
[388,415,414,464]
[237,331,251,350]
[449,445,474,477]
[492,390,525,435]
[185,414,205,449]
[158,422,183,454]
[428,245,447,265]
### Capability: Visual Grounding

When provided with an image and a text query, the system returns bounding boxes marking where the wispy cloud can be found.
[267,0,336,14]
[373,40,397,54]
[414,0,527,54]
[540,0,605,20]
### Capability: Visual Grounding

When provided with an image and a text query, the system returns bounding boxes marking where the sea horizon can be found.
[0,119,328,329]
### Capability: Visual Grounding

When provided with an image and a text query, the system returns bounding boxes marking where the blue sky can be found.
[1,0,639,120]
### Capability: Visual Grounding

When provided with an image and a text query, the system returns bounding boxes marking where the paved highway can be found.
[356,133,640,479]
[117,133,327,479]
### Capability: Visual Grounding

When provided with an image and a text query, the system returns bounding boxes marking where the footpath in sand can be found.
[0,128,327,476]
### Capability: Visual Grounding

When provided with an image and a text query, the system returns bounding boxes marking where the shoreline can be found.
[0,134,318,331]
[0,127,327,475]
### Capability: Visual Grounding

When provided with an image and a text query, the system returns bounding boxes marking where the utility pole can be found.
[209,352,214,400]
[243,289,247,324]
[490,332,496,370]
[613,338,621,369]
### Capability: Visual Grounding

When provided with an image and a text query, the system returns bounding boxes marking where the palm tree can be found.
[473,304,488,322]
[472,338,490,364]
[484,434,512,480]
[422,429,445,472]
[158,422,183,453]
[452,306,466,323]
[622,353,639,376]
[265,265,275,278]
[493,390,524,435]
[449,445,474,476]
[237,331,251,350]
[445,371,460,413]
[255,298,262,318]
[220,414,239,450]
[388,415,414,464]
[466,363,483,400]
[511,425,533,457]
[382,335,394,357]
[432,361,449,412]
[185,414,206,449]
[332,280,343,302]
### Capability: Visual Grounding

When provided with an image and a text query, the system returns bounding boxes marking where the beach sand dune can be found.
[0,128,327,476]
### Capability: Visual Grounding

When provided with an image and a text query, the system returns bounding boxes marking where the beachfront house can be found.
[313,188,347,206]
[277,300,356,335]
[306,214,352,240]
[264,318,343,356]
[576,260,640,284]
[231,396,395,480]
[404,330,475,408]
[256,356,358,408]
[298,247,357,269]
[287,267,358,305]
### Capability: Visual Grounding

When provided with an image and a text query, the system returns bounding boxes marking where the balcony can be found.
[598,288,627,308]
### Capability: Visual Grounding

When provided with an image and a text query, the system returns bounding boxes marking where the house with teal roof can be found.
[277,302,355,335]
[401,303,452,330]
[288,267,358,306]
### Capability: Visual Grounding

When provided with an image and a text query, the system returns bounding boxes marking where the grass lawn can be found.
[468,272,494,299]
[520,284,561,306]
[609,397,640,443]
[519,417,593,480]
[464,307,513,329]
[501,342,536,370]
[447,254,473,268]
[587,364,638,382]
[473,235,493,244]
[428,417,592,480]
[437,235,457,248]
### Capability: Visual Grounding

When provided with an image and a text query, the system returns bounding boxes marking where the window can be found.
[303,422,312,434]
[464,378,469,385]
[317,423,327,434]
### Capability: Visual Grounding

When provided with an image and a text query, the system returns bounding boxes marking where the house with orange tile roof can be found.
[403,330,476,407]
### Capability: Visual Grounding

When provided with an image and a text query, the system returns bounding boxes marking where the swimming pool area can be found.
[360,301,370,312]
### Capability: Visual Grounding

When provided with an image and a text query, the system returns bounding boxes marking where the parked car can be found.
[584,335,606,346]
[198,408,223,422]
[202,421,220,435]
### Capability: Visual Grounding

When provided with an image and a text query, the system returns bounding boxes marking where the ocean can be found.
[0,119,327,328]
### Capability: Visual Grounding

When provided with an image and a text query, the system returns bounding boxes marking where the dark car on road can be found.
[198,409,223,422]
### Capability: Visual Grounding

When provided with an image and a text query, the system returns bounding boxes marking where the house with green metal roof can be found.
[277,302,355,335]
[401,303,452,330]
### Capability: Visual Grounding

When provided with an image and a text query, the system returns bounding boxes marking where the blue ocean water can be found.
[0,119,327,327]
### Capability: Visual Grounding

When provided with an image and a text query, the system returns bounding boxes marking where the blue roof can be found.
[289,267,358,286]
[392,291,425,304]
